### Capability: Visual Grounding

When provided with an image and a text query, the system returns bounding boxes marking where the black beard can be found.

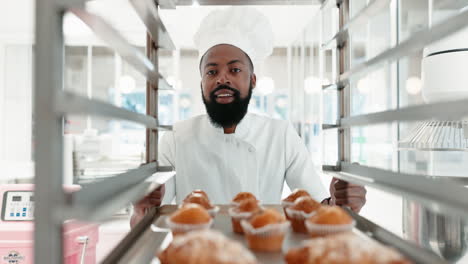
[202,83,253,128]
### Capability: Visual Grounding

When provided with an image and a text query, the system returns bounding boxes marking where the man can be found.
[131,7,366,227]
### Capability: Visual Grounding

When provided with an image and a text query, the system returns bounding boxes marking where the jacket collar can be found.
[207,112,252,138]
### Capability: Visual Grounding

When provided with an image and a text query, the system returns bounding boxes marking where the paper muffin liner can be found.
[281,200,295,208]
[240,219,290,237]
[207,206,220,218]
[228,207,257,219]
[305,219,356,237]
[285,207,318,220]
[165,217,213,234]
[230,199,261,207]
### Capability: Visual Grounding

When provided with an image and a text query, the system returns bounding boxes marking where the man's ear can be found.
[251,74,257,89]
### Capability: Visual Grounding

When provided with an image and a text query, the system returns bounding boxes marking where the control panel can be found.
[1,191,34,221]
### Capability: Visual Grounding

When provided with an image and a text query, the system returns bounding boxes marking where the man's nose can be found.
[216,71,231,85]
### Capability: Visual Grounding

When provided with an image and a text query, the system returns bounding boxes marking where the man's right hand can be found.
[130,185,165,228]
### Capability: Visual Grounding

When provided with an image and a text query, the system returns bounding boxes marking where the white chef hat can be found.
[193,6,274,68]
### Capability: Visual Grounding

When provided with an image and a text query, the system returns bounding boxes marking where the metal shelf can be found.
[339,8,468,84]
[69,8,172,87]
[130,0,175,50]
[324,162,468,220]
[344,207,447,264]
[64,169,175,222]
[55,91,173,130]
[321,0,391,49]
[322,97,468,129]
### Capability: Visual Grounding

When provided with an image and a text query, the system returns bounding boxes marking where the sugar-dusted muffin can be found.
[228,198,262,234]
[282,189,311,218]
[285,196,321,233]
[232,192,257,205]
[285,233,412,264]
[241,209,290,252]
[158,230,258,264]
[305,206,354,237]
[166,204,212,236]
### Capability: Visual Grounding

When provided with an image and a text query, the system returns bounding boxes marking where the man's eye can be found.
[231,68,241,73]
[206,70,216,75]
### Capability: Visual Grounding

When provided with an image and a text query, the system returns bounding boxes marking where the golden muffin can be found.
[228,198,262,234]
[305,206,354,237]
[232,192,257,205]
[241,209,289,252]
[283,189,311,203]
[286,196,322,233]
[166,204,212,236]
[282,189,311,218]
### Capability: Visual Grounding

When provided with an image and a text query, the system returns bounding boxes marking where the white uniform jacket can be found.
[159,113,328,204]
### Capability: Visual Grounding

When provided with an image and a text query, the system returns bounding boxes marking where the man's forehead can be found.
[202,44,249,65]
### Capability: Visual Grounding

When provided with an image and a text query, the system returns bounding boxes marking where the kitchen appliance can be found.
[0,184,99,264]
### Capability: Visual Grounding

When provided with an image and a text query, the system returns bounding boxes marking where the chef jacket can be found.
[159,113,329,204]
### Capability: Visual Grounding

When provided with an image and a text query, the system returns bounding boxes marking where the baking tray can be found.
[154,205,306,263]
[152,205,446,264]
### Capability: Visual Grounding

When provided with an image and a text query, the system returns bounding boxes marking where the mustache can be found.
[210,84,240,98]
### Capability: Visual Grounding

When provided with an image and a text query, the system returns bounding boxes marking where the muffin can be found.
[158,230,258,264]
[182,193,219,218]
[232,192,257,205]
[228,198,262,234]
[285,196,321,233]
[285,233,412,264]
[282,189,311,218]
[240,209,290,252]
[305,206,355,237]
[166,204,213,236]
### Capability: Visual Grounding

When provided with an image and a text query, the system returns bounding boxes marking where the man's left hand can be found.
[329,178,367,213]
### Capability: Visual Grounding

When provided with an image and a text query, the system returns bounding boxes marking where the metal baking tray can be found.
[151,205,446,264]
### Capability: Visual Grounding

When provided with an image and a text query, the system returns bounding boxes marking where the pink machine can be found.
[0,184,99,264]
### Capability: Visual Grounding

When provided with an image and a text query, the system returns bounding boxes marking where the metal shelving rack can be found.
[321,0,468,219]
[320,0,468,262]
[34,0,175,263]
[33,0,468,263]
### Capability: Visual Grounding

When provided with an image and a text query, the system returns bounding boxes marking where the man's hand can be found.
[130,185,165,228]
[329,178,366,213]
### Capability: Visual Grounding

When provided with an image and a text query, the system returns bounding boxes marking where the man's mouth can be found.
[213,88,236,103]
[216,94,233,98]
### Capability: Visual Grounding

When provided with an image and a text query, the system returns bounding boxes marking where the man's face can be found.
[200,44,256,127]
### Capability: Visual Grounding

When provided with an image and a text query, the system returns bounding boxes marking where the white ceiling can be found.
[0,0,320,48]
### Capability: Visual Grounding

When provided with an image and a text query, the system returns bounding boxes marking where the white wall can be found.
[0,0,35,180]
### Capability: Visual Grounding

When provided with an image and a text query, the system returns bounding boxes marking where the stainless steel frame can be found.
[323,97,468,129]
[324,162,468,219]
[321,0,468,262]
[339,7,468,84]
[34,0,175,263]
[130,0,175,49]
[69,8,173,87]
[344,207,447,264]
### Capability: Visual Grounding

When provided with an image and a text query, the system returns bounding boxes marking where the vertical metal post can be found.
[337,0,351,167]
[146,6,160,164]
[34,1,66,263]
